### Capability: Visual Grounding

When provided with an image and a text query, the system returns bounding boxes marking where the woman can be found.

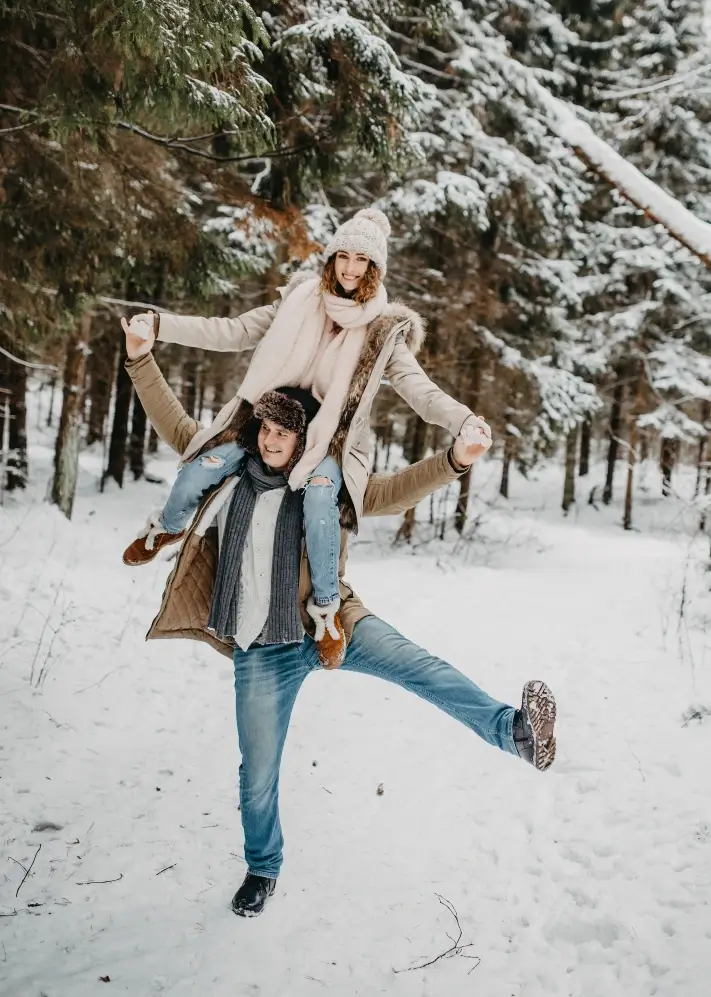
[122,208,491,666]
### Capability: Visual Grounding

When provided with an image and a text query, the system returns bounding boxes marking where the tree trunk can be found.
[46,376,56,428]
[603,379,624,505]
[660,438,675,497]
[105,339,133,487]
[701,449,711,534]
[129,394,147,481]
[694,401,709,498]
[196,368,206,423]
[500,435,512,498]
[562,425,578,514]
[208,341,227,422]
[381,418,393,471]
[182,355,199,419]
[86,329,118,446]
[0,389,7,474]
[1,336,29,491]
[579,415,591,477]
[454,384,484,536]
[148,424,159,454]
[455,466,472,533]
[623,364,643,531]
[396,415,429,543]
[0,340,9,498]
[639,431,649,464]
[51,313,91,518]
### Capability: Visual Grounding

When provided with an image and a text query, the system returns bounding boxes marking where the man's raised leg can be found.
[337,615,555,763]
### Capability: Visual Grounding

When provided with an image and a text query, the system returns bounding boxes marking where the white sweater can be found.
[215,487,285,652]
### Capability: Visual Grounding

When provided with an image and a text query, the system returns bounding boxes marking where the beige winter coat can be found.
[157,272,473,530]
[125,352,467,659]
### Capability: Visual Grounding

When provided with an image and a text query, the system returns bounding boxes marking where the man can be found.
[124,334,557,919]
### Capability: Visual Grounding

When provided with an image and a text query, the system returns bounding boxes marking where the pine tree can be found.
[1,1,273,516]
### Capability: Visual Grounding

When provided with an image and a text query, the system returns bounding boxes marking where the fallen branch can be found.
[529,79,711,269]
[156,864,176,876]
[13,844,41,897]
[393,895,481,975]
[76,874,123,885]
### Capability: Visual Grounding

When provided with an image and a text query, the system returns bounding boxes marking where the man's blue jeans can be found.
[233,616,518,879]
[161,443,342,605]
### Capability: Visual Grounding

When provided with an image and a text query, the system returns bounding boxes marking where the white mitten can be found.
[137,508,166,551]
[127,312,154,341]
[306,597,341,641]
[458,417,492,452]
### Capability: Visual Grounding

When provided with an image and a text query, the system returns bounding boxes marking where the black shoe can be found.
[230,873,276,918]
[512,680,557,771]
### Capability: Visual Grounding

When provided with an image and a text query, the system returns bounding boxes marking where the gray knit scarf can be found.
[208,456,304,645]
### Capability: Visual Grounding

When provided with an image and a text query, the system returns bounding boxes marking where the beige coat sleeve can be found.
[125,354,201,455]
[363,450,464,517]
[157,300,280,353]
[385,336,473,438]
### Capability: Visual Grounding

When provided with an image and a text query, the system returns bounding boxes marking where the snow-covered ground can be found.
[1,390,711,997]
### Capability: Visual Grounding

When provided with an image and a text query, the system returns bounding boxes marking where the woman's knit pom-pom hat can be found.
[323,207,391,276]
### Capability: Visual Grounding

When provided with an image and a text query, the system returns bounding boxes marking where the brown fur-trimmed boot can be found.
[306,598,347,669]
[122,511,185,566]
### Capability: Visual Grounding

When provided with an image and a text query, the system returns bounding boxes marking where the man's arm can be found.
[125,353,200,455]
[156,300,280,353]
[362,448,468,517]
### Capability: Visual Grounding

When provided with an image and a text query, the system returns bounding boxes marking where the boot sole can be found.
[232,905,264,918]
[522,680,557,772]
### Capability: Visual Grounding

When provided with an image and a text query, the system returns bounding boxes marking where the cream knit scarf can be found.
[237,276,387,488]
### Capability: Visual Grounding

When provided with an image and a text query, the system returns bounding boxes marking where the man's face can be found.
[334,250,370,292]
[258,418,300,471]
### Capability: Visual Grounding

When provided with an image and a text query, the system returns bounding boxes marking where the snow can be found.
[2,389,711,996]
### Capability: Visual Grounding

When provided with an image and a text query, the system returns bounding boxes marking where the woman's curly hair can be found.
[320,254,381,303]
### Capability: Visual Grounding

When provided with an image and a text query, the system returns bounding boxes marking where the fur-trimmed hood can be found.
[280,270,426,355]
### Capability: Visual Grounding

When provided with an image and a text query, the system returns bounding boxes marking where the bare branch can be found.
[0,345,58,372]
[14,845,41,897]
[393,895,481,975]
[0,120,40,136]
[0,103,40,116]
[115,121,316,163]
[399,55,462,84]
[598,60,711,101]
[76,874,123,885]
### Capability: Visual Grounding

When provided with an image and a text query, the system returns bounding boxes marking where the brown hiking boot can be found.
[316,612,346,670]
[513,680,557,771]
[122,529,185,566]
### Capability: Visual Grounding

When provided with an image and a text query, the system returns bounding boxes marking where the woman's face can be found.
[334,251,370,292]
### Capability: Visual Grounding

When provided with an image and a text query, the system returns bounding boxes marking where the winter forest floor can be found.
[2,390,711,997]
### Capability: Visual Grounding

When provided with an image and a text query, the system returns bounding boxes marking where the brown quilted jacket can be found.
[126,353,466,659]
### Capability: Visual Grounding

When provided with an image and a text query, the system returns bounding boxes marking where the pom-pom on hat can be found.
[323,207,391,276]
